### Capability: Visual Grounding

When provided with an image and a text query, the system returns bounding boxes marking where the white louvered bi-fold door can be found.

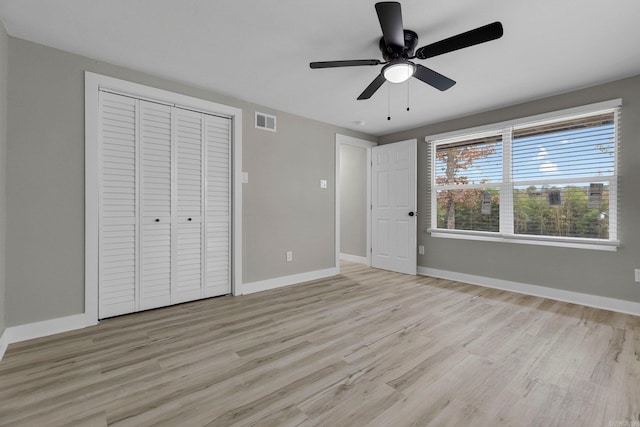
[204,115,231,296]
[139,101,173,310]
[99,92,137,318]
[98,91,232,319]
[174,109,204,303]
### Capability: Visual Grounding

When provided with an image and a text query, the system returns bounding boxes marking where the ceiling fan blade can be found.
[415,22,504,60]
[413,64,456,91]
[357,74,386,100]
[375,2,405,49]
[310,59,382,69]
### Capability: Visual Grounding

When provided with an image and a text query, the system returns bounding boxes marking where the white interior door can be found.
[371,139,417,275]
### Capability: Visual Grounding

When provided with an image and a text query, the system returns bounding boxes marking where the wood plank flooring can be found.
[1,262,639,426]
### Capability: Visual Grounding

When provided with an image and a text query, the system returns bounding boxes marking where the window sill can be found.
[427,228,619,251]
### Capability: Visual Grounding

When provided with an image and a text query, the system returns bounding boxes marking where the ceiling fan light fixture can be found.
[309,2,502,100]
[383,62,415,83]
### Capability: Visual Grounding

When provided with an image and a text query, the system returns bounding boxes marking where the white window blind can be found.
[434,134,503,232]
[511,112,616,240]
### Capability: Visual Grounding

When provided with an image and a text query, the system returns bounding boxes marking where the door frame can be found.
[84,72,243,324]
[335,134,377,272]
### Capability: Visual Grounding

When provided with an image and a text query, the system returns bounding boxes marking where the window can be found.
[429,100,620,250]
[434,133,503,233]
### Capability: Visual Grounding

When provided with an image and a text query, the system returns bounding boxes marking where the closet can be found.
[98,90,231,319]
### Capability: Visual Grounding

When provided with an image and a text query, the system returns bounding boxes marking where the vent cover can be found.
[255,112,277,132]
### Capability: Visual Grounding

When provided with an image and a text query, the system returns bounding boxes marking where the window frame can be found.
[427,99,621,251]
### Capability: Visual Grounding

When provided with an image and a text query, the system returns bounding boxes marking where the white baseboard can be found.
[340,253,368,265]
[0,313,97,362]
[242,267,339,295]
[418,266,640,317]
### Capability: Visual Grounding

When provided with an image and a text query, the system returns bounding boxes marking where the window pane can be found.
[513,113,615,182]
[513,183,609,239]
[435,136,502,185]
[436,188,500,232]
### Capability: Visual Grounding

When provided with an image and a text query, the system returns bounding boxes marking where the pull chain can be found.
[406,79,410,111]
[387,84,391,121]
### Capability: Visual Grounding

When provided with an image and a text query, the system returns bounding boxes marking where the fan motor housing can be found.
[379,29,419,60]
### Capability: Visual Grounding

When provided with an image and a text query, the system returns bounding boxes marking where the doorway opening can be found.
[335,135,376,271]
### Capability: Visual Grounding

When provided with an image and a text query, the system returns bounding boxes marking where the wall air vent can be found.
[255,112,277,132]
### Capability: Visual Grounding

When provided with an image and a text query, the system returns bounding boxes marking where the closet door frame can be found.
[85,71,243,323]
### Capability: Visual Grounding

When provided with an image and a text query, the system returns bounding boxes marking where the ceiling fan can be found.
[309,2,503,100]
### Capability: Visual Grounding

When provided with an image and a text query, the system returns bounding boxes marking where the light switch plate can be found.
[635,269,640,282]
[242,172,249,184]
[418,245,424,255]
[286,251,293,262]
[320,179,327,189]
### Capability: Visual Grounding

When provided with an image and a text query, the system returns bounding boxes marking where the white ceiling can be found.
[1,0,639,136]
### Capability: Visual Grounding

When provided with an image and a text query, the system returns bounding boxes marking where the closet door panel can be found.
[204,115,231,296]
[98,90,233,318]
[99,92,137,318]
[174,109,203,303]
[139,101,172,310]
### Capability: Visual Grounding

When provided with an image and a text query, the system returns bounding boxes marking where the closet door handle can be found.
[188,218,192,222]
[155,218,160,222]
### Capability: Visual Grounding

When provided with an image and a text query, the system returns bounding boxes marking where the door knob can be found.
[188,218,192,221]
[155,218,160,222]
[408,212,415,217]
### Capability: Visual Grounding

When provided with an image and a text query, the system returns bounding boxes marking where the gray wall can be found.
[0,21,7,335]
[5,37,374,327]
[380,75,640,303]
[339,144,367,257]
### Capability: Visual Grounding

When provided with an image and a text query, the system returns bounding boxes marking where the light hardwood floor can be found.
[1,262,639,426]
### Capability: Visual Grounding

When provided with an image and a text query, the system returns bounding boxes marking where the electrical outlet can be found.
[635,269,640,282]
[418,245,425,255]
[286,251,293,262]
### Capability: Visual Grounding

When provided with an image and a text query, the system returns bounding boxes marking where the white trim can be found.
[90,75,243,117]
[0,330,8,362]
[336,134,378,150]
[610,107,620,241]
[428,229,618,251]
[340,253,368,264]
[242,267,339,295]
[335,134,377,271]
[335,138,340,272]
[85,73,100,322]
[232,107,243,295]
[425,99,622,142]
[2,313,96,349]
[418,266,640,316]
[84,71,243,320]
